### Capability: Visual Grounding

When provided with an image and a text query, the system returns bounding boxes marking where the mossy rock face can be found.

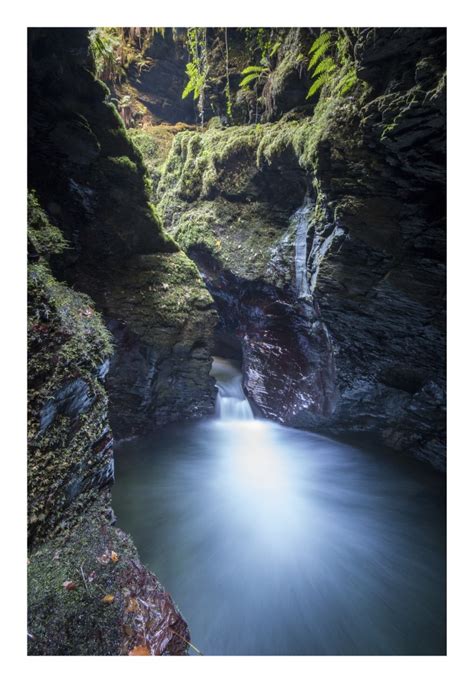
[29,29,218,439]
[155,30,446,469]
[128,123,197,202]
[28,195,190,654]
[28,493,189,656]
[28,28,176,264]
[97,252,218,437]
[28,195,113,546]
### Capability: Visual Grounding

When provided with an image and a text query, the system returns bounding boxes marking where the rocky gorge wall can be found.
[27,193,189,655]
[26,24,446,656]
[27,27,219,655]
[28,28,217,439]
[151,27,446,470]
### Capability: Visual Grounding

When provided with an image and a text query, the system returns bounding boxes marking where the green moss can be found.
[28,193,114,544]
[157,96,361,282]
[28,492,188,656]
[102,251,216,341]
[28,191,68,257]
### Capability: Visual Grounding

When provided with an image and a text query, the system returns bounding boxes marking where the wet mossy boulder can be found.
[27,193,190,654]
[155,28,446,469]
[28,193,113,545]
[28,493,189,655]
[96,251,218,437]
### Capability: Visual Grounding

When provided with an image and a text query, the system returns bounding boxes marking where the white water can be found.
[210,356,254,421]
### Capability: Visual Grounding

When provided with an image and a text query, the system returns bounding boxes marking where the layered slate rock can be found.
[156,28,446,470]
[28,28,217,437]
[27,194,189,655]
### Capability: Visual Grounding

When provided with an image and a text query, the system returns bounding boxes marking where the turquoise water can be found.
[112,417,446,655]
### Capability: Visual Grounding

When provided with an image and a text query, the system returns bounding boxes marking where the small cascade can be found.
[292,194,314,299]
[210,356,254,420]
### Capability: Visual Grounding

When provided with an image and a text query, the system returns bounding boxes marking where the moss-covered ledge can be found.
[27,192,190,655]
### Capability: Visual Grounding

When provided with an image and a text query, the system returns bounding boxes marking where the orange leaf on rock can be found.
[62,580,77,591]
[111,551,119,563]
[101,594,115,604]
[126,597,139,613]
[128,645,150,656]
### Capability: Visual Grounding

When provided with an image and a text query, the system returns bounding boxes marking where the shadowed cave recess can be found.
[27,27,446,655]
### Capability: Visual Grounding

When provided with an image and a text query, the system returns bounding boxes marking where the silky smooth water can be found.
[112,359,445,655]
[210,357,254,421]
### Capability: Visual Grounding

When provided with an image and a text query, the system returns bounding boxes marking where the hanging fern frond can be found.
[306,72,334,99]
[311,56,336,78]
[181,26,208,127]
[239,65,267,89]
[269,41,281,58]
[336,67,358,95]
[241,65,266,75]
[308,32,331,69]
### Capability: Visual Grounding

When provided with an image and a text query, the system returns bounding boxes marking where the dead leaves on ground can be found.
[62,580,77,591]
[126,597,139,613]
[128,644,151,656]
[101,594,115,604]
[97,549,120,565]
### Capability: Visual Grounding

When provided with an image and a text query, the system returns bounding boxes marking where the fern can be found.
[269,41,281,58]
[336,67,358,95]
[306,30,358,100]
[182,62,205,100]
[307,72,333,98]
[182,27,208,126]
[89,28,156,84]
[239,65,267,89]
[308,32,331,69]
[311,56,336,78]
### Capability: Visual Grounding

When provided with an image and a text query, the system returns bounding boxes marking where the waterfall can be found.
[210,356,254,420]
[292,194,314,299]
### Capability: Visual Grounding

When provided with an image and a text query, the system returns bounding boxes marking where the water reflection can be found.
[113,419,446,655]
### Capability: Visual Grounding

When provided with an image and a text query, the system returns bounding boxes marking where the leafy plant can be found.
[239,65,268,89]
[336,66,358,95]
[89,28,160,83]
[306,32,336,99]
[306,30,359,99]
[182,28,208,126]
[182,62,206,100]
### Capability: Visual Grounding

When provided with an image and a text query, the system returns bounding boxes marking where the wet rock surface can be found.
[27,193,190,655]
[28,28,217,438]
[27,29,206,655]
[157,27,446,470]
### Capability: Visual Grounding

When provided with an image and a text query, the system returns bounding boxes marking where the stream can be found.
[112,358,446,655]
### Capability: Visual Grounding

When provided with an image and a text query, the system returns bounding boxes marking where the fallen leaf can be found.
[101,594,115,604]
[126,597,139,613]
[63,580,77,591]
[110,551,119,563]
[128,645,150,656]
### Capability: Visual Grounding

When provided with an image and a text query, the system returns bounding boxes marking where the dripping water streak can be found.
[292,195,314,299]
